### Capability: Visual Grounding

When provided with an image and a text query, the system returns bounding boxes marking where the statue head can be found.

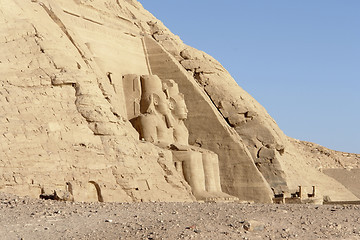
[140,75,171,116]
[164,80,188,120]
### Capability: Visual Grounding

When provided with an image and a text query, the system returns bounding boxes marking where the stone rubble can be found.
[1,192,360,240]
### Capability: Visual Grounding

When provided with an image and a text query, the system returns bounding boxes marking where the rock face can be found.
[0,0,358,203]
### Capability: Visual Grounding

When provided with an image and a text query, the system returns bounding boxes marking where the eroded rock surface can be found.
[0,0,358,203]
[0,0,194,202]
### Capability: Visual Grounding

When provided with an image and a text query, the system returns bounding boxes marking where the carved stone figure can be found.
[126,74,237,201]
[164,79,236,201]
[132,75,174,147]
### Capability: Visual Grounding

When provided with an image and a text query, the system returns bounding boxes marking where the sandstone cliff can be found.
[0,0,357,202]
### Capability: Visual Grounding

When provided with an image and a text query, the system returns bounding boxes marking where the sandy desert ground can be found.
[1,192,360,240]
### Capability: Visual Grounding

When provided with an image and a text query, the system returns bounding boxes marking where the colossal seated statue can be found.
[124,74,237,202]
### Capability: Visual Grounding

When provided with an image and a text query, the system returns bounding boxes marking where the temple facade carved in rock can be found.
[0,0,358,203]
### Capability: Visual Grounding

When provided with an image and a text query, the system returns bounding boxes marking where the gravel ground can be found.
[1,193,360,240]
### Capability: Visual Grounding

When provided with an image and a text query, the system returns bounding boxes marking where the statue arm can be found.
[170,143,191,151]
[139,115,158,143]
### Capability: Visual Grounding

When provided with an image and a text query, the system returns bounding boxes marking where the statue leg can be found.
[211,153,223,192]
[202,152,218,192]
[174,161,184,178]
[172,151,211,200]
[203,152,239,201]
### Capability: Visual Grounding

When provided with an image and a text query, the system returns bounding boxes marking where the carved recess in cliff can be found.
[143,21,289,195]
[122,74,237,202]
[142,35,274,203]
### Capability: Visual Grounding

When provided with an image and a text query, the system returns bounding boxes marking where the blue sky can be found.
[139,1,360,154]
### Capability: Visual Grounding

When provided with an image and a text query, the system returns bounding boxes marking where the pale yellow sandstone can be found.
[0,0,357,203]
